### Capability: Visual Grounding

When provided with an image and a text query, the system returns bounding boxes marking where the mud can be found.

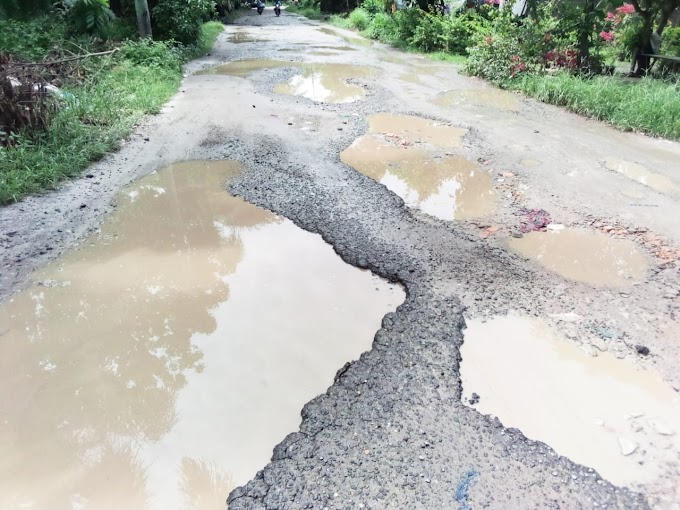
[460,315,680,502]
[274,63,376,103]
[435,88,520,111]
[367,112,467,148]
[198,59,300,78]
[316,26,372,46]
[604,158,680,197]
[507,228,649,287]
[0,160,403,509]
[341,136,497,220]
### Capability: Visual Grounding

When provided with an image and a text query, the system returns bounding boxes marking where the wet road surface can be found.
[2,7,680,510]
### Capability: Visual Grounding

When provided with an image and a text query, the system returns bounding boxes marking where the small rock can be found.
[618,437,638,456]
[635,345,650,356]
[501,172,515,177]
[547,223,565,231]
[86,174,94,178]
[79,204,87,209]
[469,393,480,405]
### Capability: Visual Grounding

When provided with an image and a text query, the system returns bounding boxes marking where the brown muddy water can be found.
[604,158,680,197]
[435,88,520,112]
[0,161,404,510]
[341,136,497,220]
[197,59,300,78]
[316,27,372,46]
[274,64,375,103]
[460,316,680,493]
[507,228,649,288]
[367,113,467,148]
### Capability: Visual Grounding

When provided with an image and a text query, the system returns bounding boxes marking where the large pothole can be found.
[0,160,404,509]
[460,315,680,502]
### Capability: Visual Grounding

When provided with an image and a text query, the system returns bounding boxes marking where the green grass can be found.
[286,4,326,19]
[508,73,680,139]
[427,51,467,64]
[0,21,223,204]
[185,21,224,59]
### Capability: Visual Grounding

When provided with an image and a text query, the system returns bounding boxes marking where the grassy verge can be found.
[286,4,327,18]
[507,73,680,139]
[0,21,223,204]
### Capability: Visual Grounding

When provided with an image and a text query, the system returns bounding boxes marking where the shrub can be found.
[360,0,385,15]
[152,0,216,45]
[367,11,397,42]
[661,26,680,57]
[119,38,183,70]
[348,7,370,31]
[0,16,69,60]
[57,0,115,36]
[392,7,423,42]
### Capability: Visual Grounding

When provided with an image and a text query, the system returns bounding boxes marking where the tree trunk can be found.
[135,0,153,38]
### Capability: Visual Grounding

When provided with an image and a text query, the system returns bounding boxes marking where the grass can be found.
[286,4,327,19]
[508,73,680,139]
[186,21,224,59]
[0,20,223,204]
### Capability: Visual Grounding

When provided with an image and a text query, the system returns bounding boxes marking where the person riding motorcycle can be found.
[274,0,282,15]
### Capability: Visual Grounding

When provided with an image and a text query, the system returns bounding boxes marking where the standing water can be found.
[0,161,404,510]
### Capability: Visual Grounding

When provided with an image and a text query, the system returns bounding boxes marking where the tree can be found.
[630,0,680,73]
[134,0,152,37]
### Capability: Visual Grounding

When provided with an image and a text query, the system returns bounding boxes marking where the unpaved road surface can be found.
[2,8,680,510]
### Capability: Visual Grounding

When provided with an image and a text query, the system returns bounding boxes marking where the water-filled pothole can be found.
[0,160,404,509]
[341,136,497,220]
[274,64,375,103]
[460,315,680,490]
[316,27,372,46]
[507,228,649,287]
[435,88,520,111]
[604,158,680,197]
[197,59,299,78]
[367,113,467,148]
[227,32,269,44]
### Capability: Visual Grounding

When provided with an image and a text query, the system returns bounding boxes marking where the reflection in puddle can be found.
[435,88,520,111]
[508,228,648,287]
[312,45,357,51]
[460,316,680,490]
[227,32,268,44]
[399,73,421,84]
[367,113,467,148]
[341,136,497,220]
[604,158,680,196]
[197,59,299,78]
[274,64,375,103]
[0,161,404,510]
[521,158,540,167]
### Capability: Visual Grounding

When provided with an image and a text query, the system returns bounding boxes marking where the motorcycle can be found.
[256,0,264,14]
[274,0,281,15]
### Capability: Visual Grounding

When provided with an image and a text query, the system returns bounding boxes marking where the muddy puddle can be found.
[312,45,357,51]
[227,32,269,44]
[507,228,648,288]
[435,88,520,112]
[460,315,680,491]
[0,160,404,510]
[341,136,497,220]
[367,113,467,148]
[604,158,680,197]
[274,64,375,103]
[197,59,300,78]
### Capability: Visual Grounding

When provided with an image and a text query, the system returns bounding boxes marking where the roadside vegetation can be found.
[291,0,680,139]
[0,0,236,204]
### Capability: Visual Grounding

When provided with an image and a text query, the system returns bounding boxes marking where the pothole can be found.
[0,160,404,508]
[312,45,357,51]
[507,228,649,288]
[273,64,375,103]
[316,27,372,46]
[197,59,300,78]
[367,113,467,148]
[460,315,680,492]
[227,33,269,44]
[434,88,520,112]
[341,136,497,220]
[603,158,680,197]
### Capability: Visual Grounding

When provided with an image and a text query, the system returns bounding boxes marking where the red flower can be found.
[600,31,614,42]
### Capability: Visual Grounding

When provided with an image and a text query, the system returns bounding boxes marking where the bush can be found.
[392,7,423,42]
[119,38,183,70]
[0,16,69,60]
[367,11,397,42]
[348,7,370,30]
[57,0,115,36]
[360,0,385,15]
[661,26,680,57]
[152,0,216,45]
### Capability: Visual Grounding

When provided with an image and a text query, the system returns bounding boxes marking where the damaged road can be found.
[2,7,680,510]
